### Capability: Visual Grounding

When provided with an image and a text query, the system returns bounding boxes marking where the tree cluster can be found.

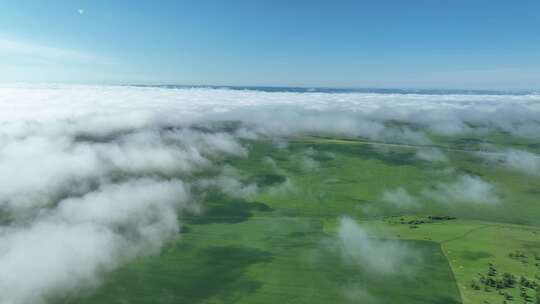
[470,263,539,303]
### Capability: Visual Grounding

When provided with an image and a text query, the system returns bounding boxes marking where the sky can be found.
[1,0,539,89]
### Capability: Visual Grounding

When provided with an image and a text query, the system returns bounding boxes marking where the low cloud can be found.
[336,217,419,275]
[267,177,298,197]
[380,174,500,212]
[382,187,420,209]
[195,166,259,199]
[0,129,245,214]
[479,149,540,176]
[0,111,248,304]
[421,175,500,205]
[0,179,190,304]
[300,156,319,171]
[415,148,448,162]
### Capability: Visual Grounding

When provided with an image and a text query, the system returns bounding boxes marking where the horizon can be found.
[1,81,539,94]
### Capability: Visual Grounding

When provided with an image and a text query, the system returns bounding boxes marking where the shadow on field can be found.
[185,192,273,225]
[315,143,419,166]
[428,296,462,304]
[172,246,273,303]
[74,245,273,304]
[457,250,493,261]
[254,173,287,187]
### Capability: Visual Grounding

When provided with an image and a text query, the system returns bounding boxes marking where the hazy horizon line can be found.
[1,81,538,95]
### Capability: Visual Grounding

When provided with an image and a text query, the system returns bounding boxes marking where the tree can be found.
[502,273,516,288]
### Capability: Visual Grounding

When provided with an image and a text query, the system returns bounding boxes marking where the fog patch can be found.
[378,174,500,213]
[263,156,279,170]
[380,127,431,145]
[415,148,448,162]
[267,178,298,196]
[422,175,500,205]
[479,149,540,176]
[336,217,419,275]
[341,285,379,303]
[300,156,319,171]
[427,119,473,136]
[196,177,258,200]
[382,187,420,209]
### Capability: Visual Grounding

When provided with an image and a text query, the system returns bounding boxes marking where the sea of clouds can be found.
[1,84,539,303]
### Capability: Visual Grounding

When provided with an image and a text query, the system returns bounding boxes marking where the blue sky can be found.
[1,0,539,89]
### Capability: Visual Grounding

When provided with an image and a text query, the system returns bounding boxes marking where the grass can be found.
[359,218,540,304]
[72,215,461,304]
[62,132,540,304]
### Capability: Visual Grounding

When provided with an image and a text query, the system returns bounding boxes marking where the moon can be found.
[78,9,84,15]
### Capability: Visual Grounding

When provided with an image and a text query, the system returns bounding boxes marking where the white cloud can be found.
[382,187,419,209]
[0,129,246,214]
[336,217,419,275]
[1,84,539,139]
[0,87,255,303]
[267,177,298,196]
[0,37,110,64]
[380,174,500,212]
[195,166,259,199]
[0,179,190,304]
[479,149,540,176]
[415,148,448,162]
[501,150,540,176]
[422,175,500,205]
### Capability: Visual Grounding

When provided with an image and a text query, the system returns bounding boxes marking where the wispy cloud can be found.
[0,37,110,64]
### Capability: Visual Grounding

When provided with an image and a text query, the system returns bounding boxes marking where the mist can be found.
[336,217,419,275]
[421,175,500,205]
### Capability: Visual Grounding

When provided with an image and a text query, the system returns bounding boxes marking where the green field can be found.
[64,133,540,304]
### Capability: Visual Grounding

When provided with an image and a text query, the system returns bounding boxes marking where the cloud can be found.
[380,174,500,213]
[195,166,259,199]
[300,155,319,171]
[267,177,298,196]
[1,84,540,140]
[341,285,378,303]
[0,129,247,214]
[0,92,250,303]
[336,217,419,275]
[500,150,540,176]
[415,148,448,162]
[382,187,419,209]
[0,179,190,304]
[0,38,110,64]
[421,175,500,205]
[479,149,540,176]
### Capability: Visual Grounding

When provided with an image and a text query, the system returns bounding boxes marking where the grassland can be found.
[64,132,540,304]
